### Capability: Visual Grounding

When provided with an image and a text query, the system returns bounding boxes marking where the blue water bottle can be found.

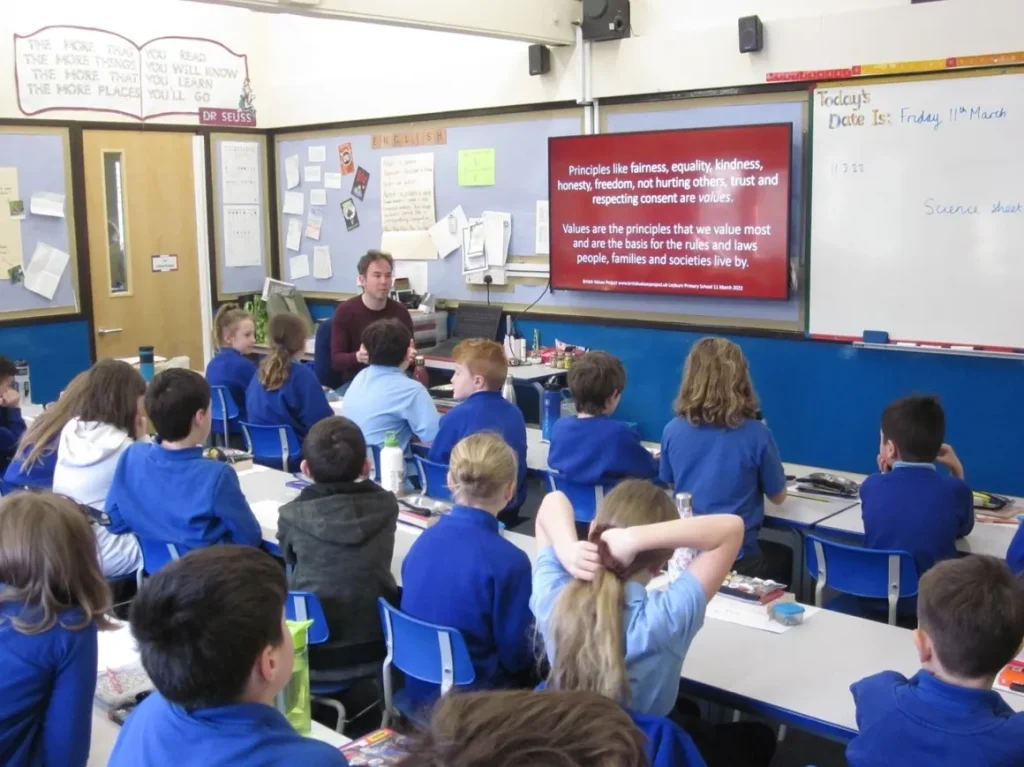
[138,346,155,382]
[541,386,562,441]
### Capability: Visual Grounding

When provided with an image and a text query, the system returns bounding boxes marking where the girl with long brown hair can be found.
[205,302,257,424]
[245,313,332,469]
[52,359,147,578]
[658,337,789,582]
[531,481,775,766]
[0,492,115,765]
[2,370,89,492]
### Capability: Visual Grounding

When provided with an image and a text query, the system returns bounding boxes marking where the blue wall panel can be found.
[0,320,92,402]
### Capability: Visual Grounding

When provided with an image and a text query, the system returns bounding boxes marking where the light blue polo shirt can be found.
[530,546,707,717]
[342,364,440,450]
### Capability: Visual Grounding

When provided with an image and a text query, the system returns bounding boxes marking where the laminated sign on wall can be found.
[14,26,256,125]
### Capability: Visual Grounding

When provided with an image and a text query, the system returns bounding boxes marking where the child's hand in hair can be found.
[562,540,601,582]
[600,528,637,569]
[936,443,965,480]
[876,453,891,474]
[356,344,370,364]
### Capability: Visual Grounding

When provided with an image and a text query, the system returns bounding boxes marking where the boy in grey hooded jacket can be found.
[278,416,399,681]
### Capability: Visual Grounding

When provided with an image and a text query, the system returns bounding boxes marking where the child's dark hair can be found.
[303,416,366,483]
[568,351,626,416]
[146,369,210,442]
[881,395,945,463]
[362,318,411,367]
[917,555,1024,679]
[212,303,253,349]
[258,313,309,391]
[0,355,16,382]
[78,359,147,438]
[0,492,115,635]
[129,545,287,709]
[357,250,394,276]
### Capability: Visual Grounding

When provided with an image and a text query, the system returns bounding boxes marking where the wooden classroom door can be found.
[83,130,204,366]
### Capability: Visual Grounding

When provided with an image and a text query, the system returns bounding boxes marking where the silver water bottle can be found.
[501,373,517,405]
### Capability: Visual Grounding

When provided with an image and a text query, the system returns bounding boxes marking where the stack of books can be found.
[717,573,792,614]
[339,729,409,765]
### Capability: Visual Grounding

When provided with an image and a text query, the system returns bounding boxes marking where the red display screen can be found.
[548,124,792,299]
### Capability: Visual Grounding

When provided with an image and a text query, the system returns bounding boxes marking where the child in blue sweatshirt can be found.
[109,546,349,767]
[401,433,533,710]
[658,338,788,582]
[0,356,26,475]
[428,339,527,523]
[107,369,261,557]
[548,351,657,486]
[205,303,258,425]
[847,555,1024,767]
[246,313,332,469]
[1009,523,1024,575]
[860,395,973,576]
[2,370,89,493]
[395,688,705,767]
[0,492,115,767]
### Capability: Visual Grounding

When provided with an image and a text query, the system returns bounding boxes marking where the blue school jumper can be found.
[0,603,97,767]
[400,505,533,708]
[106,443,261,551]
[847,670,1024,767]
[860,462,974,575]
[245,361,333,443]
[1009,523,1024,575]
[428,391,528,508]
[548,415,658,487]
[1,442,57,493]
[659,417,786,561]
[0,405,26,474]
[205,347,258,424]
[108,692,349,766]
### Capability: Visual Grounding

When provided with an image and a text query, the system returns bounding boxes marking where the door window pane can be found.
[103,152,129,294]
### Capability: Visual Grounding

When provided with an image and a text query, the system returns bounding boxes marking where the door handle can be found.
[97,327,123,336]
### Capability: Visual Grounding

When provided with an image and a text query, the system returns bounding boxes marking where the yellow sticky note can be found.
[458,148,496,187]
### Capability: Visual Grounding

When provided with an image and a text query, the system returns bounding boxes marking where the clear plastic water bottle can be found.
[380,431,405,495]
[501,374,517,405]
[667,492,698,582]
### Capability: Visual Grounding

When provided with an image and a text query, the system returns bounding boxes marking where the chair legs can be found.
[313,696,347,734]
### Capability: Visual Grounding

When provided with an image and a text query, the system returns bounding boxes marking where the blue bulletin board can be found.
[0,127,79,320]
[273,96,805,330]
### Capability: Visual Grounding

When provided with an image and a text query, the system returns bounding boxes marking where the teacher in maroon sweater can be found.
[331,250,415,389]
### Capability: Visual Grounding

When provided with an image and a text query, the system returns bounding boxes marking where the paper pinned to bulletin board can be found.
[458,148,496,186]
[380,153,436,260]
[0,167,24,275]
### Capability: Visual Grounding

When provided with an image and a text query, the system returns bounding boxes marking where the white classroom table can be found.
[422,357,566,382]
[236,466,1022,740]
[89,706,347,766]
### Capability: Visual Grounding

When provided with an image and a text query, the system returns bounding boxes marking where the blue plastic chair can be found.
[366,444,382,483]
[240,422,302,472]
[209,385,241,446]
[413,456,453,503]
[284,591,349,732]
[377,597,475,728]
[804,535,919,625]
[543,471,615,524]
[138,539,185,576]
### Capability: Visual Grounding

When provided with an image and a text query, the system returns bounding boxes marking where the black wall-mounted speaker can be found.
[581,0,631,42]
[738,15,764,53]
[529,44,551,76]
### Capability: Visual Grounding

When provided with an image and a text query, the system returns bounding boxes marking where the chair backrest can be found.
[241,422,302,471]
[543,471,612,524]
[413,455,453,503]
[378,598,475,695]
[285,591,329,644]
[805,534,919,625]
[139,539,185,575]
[366,444,382,483]
[209,385,240,444]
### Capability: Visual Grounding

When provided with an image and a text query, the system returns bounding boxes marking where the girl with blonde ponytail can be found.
[245,313,333,468]
[399,432,534,708]
[205,303,257,424]
[531,481,778,766]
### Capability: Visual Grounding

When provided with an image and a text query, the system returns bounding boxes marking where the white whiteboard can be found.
[809,73,1024,348]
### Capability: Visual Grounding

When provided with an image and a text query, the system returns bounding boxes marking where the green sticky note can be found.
[458,148,496,186]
